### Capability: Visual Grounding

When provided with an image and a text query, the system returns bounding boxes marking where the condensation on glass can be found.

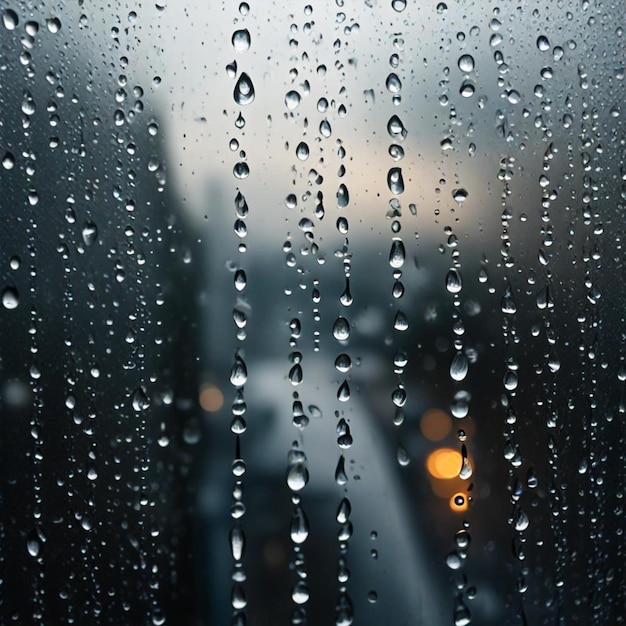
[0,1,624,625]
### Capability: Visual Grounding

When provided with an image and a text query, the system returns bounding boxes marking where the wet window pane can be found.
[1,2,624,624]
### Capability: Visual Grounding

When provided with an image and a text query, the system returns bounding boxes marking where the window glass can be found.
[1,2,624,624]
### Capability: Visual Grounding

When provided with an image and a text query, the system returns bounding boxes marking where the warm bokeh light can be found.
[199,383,224,412]
[450,493,469,512]
[420,408,452,441]
[426,448,462,480]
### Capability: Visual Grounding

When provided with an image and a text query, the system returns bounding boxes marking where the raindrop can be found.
[389,239,405,268]
[459,456,472,480]
[337,380,350,402]
[340,279,353,306]
[233,162,250,179]
[387,115,407,140]
[393,310,409,331]
[285,90,301,110]
[230,354,248,386]
[387,167,405,194]
[537,35,550,51]
[335,455,348,485]
[46,17,62,33]
[2,286,19,310]
[232,29,251,53]
[452,188,468,202]
[2,9,18,30]
[458,54,475,73]
[2,152,15,170]
[460,81,475,98]
[234,269,247,291]
[514,508,530,532]
[332,317,350,341]
[451,391,471,418]
[286,450,309,491]
[337,183,349,208]
[336,497,351,523]
[446,268,462,293]
[397,444,410,466]
[82,221,98,246]
[296,141,310,160]
[446,551,463,570]
[290,505,310,543]
[234,73,255,105]
[131,386,150,412]
[386,72,402,93]
[450,352,469,382]
[335,353,352,373]
[289,363,303,385]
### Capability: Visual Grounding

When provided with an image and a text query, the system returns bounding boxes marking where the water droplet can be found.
[230,525,245,561]
[459,456,472,480]
[386,72,402,93]
[446,551,463,570]
[446,268,462,293]
[289,363,303,385]
[2,9,18,30]
[387,167,404,194]
[335,354,352,373]
[340,278,353,307]
[389,239,405,269]
[336,497,351,523]
[452,188,468,202]
[233,162,250,179]
[285,90,301,110]
[2,286,19,310]
[232,28,251,53]
[337,183,349,208]
[82,221,98,246]
[335,455,348,485]
[234,269,247,291]
[450,352,469,382]
[391,0,407,11]
[2,152,15,170]
[292,581,310,605]
[132,386,150,412]
[387,115,407,140]
[337,380,350,402]
[234,73,255,105]
[458,54,475,73]
[230,354,248,386]
[460,81,475,97]
[537,35,550,51]
[333,317,350,341]
[514,508,529,531]
[397,444,410,466]
[290,505,309,543]
[286,450,309,491]
[393,310,409,331]
[46,17,62,33]
[296,141,310,160]
[451,390,470,418]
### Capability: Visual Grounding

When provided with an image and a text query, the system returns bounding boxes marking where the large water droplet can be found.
[230,526,245,560]
[230,355,248,386]
[132,386,150,412]
[337,380,350,402]
[289,363,303,385]
[232,29,251,53]
[286,450,309,491]
[446,268,462,293]
[337,183,349,208]
[285,90,301,110]
[2,286,19,310]
[514,508,530,531]
[290,505,310,543]
[450,352,469,382]
[82,221,98,246]
[389,239,405,269]
[387,167,404,194]
[458,54,475,73]
[333,317,350,341]
[234,73,255,105]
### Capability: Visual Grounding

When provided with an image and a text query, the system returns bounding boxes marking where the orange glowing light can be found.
[199,384,224,412]
[420,408,452,441]
[426,448,462,479]
[450,492,469,512]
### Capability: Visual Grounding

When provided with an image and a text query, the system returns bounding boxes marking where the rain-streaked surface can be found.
[0,2,624,625]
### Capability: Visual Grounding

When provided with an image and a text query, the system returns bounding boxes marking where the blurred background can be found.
[0,1,624,624]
